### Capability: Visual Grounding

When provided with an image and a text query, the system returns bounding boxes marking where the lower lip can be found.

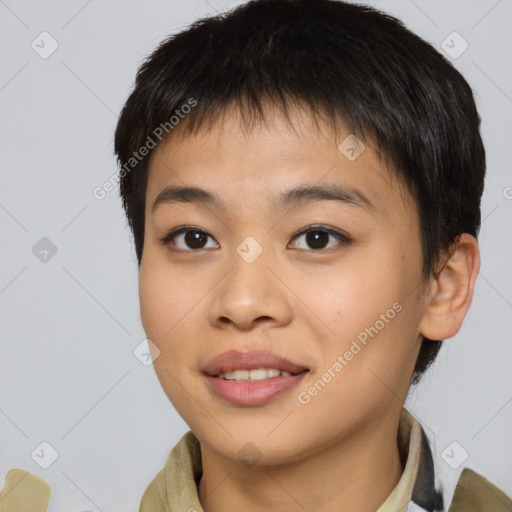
[205,372,309,406]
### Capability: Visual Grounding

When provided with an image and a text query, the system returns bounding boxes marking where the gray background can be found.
[1,0,511,510]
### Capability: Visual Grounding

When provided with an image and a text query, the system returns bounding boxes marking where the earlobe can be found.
[419,234,480,341]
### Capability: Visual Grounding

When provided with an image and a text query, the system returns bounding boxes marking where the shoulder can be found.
[138,467,168,511]
[139,431,203,512]
[448,468,512,512]
[0,469,51,512]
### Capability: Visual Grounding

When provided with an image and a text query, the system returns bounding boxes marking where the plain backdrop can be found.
[1,0,511,510]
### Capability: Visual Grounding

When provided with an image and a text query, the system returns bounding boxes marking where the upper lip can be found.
[202,350,309,376]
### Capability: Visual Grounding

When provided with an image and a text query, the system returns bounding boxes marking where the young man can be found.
[113,0,511,511]
[2,0,509,511]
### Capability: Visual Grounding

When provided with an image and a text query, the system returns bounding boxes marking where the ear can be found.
[419,234,480,340]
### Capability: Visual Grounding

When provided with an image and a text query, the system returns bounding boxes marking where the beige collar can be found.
[139,408,443,511]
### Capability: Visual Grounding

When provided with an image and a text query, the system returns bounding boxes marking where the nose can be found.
[206,250,293,332]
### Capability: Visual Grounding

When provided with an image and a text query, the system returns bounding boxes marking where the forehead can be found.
[146,108,414,220]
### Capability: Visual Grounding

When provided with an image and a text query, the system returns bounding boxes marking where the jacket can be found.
[138,408,512,511]
[1,408,511,511]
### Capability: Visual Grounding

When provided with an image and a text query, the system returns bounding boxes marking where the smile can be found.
[216,368,297,381]
[205,370,309,406]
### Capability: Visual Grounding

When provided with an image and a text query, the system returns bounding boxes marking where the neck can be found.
[197,408,404,512]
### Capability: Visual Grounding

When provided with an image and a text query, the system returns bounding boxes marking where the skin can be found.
[139,106,480,512]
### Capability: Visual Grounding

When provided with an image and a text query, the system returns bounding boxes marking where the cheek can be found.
[301,253,420,384]
[138,255,192,345]
[138,251,213,376]
[304,256,397,338]
[138,260,200,404]
[138,263,166,341]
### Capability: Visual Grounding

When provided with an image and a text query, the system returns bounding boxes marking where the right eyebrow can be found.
[152,185,225,213]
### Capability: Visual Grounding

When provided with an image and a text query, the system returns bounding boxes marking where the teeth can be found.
[233,369,250,380]
[216,368,295,381]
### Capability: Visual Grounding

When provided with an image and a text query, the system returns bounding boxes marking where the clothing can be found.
[1,409,511,511]
[0,469,50,512]
[138,408,512,512]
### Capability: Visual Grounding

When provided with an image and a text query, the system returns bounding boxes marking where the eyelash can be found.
[157,224,352,252]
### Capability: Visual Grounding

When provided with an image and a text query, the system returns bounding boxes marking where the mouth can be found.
[202,349,309,377]
[215,368,308,381]
[202,349,310,406]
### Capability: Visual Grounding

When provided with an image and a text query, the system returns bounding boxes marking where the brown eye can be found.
[304,230,330,250]
[183,230,209,249]
[290,226,351,251]
[159,227,219,251]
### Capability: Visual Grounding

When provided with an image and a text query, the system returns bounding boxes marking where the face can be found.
[139,108,428,466]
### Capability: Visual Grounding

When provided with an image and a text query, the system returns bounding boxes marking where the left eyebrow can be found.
[272,182,376,213]
[151,182,375,214]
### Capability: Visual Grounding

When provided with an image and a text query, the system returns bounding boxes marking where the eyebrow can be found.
[151,182,375,213]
